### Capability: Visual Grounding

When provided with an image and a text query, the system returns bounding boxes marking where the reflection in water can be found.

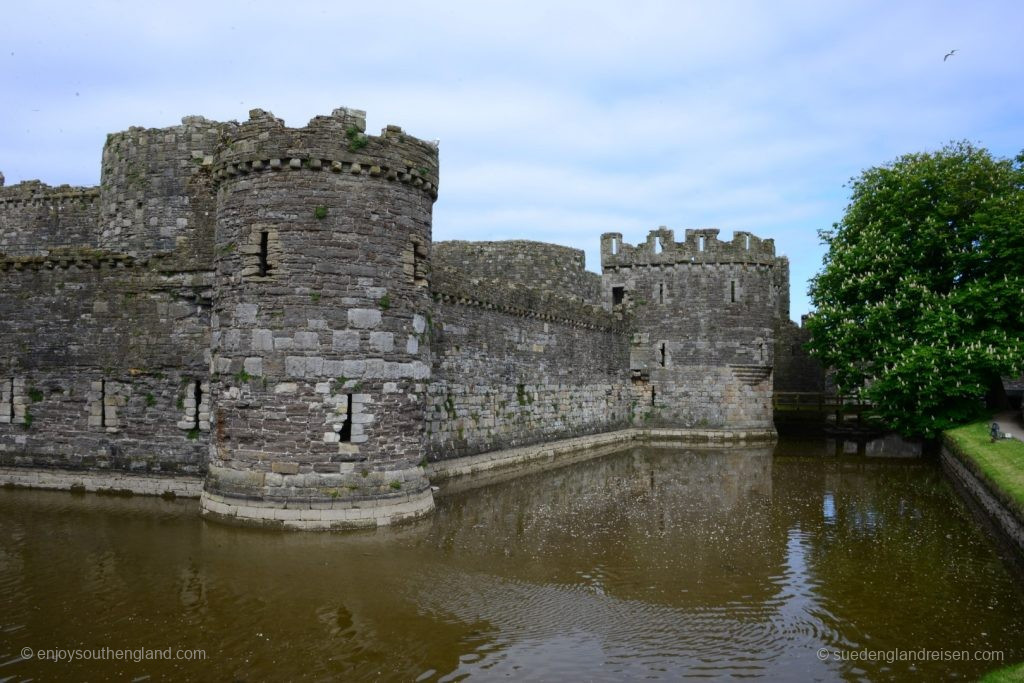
[0,440,1022,680]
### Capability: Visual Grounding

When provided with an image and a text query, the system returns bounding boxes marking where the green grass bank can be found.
[943,416,1024,521]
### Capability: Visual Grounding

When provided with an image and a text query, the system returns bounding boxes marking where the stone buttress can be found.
[201,108,439,529]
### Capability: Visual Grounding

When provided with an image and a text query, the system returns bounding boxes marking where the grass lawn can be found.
[980,661,1024,682]
[944,416,1024,519]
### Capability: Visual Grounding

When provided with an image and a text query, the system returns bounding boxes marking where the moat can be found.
[3,439,1023,681]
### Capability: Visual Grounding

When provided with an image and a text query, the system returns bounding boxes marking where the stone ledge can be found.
[0,467,203,498]
[426,426,777,483]
[199,488,435,530]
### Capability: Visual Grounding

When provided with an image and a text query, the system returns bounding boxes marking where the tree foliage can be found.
[807,142,1024,438]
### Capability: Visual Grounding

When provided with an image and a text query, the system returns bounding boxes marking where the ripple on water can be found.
[2,445,1024,681]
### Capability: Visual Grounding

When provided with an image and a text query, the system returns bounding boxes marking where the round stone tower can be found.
[200,107,439,529]
[99,116,225,256]
[600,227,781,430]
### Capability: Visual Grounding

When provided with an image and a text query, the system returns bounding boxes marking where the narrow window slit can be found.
[730,280,736,303]
[193,380,202,429]
[659,343,666,367]
[658,282,664,304]
[100,379,106,428]
[258,231,271,276]
[651,387,656,406]
[339,394,353,442]
[3,378,12,423]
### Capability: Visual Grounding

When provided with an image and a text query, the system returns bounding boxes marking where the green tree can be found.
[807,142,1024,438]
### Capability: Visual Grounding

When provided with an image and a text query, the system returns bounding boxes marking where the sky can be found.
[2,1,1022,321]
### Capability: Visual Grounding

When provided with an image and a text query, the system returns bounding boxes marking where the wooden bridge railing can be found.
[773,392,876,424]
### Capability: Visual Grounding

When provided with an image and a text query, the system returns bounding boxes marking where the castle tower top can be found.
[212,107,439,200]
[601,228,776,270]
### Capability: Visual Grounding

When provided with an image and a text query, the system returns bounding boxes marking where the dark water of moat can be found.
[2,439,1023,682]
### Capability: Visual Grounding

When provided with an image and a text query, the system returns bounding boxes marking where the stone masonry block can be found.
[243,357,263,376]
[235,303,258,325]
[285,356,306,378]
[332,330,360,352]
[348,309,382,329]
[252,329,274,351]
[294,331,320,350]
[369,332,394,352]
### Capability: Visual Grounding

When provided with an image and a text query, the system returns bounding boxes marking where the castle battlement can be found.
[601,228,777,269]
[213,108,438,199]
[0,105,792,531]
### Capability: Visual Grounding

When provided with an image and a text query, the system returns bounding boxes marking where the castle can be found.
[0,107,802,529]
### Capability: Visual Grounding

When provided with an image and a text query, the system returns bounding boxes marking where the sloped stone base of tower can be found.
[199,465,434,530]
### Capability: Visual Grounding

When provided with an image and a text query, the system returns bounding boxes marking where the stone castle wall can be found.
[0,117,218,478]
[0,105,802,528]
[433,240,602,304]
[601,228,782,429]
[98,117,224,258]
[427,255,632,460]
[0,183,100,255]
[774,317,825,394]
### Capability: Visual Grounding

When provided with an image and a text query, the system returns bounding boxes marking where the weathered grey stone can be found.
[369,331,394,352]
[331,330,360,352]
[235,303,258,325]
[294,331,320,350]
[252,329,274,351]
[348,309,381,329]
[243,357,263,377]
[284,356,306,378]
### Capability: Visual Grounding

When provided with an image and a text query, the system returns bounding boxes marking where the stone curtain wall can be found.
[0,182,100,256]
[0,119,219,479]
[601,228,780,429]
[0,258,211,476]
[433,240,603,305]
[773,318,826,393]
[426,262,633,460]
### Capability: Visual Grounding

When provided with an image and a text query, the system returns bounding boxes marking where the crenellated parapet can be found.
[0,181,101,256]
[212,108,438,200]
[601,228,776,269]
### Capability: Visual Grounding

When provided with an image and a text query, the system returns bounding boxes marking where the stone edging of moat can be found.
[0,426,778,530]
[425,427,778,483]
[940,441,1024,557]
[0,466,203,498]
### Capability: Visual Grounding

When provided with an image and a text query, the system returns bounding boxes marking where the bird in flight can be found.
[944,49,958,61]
